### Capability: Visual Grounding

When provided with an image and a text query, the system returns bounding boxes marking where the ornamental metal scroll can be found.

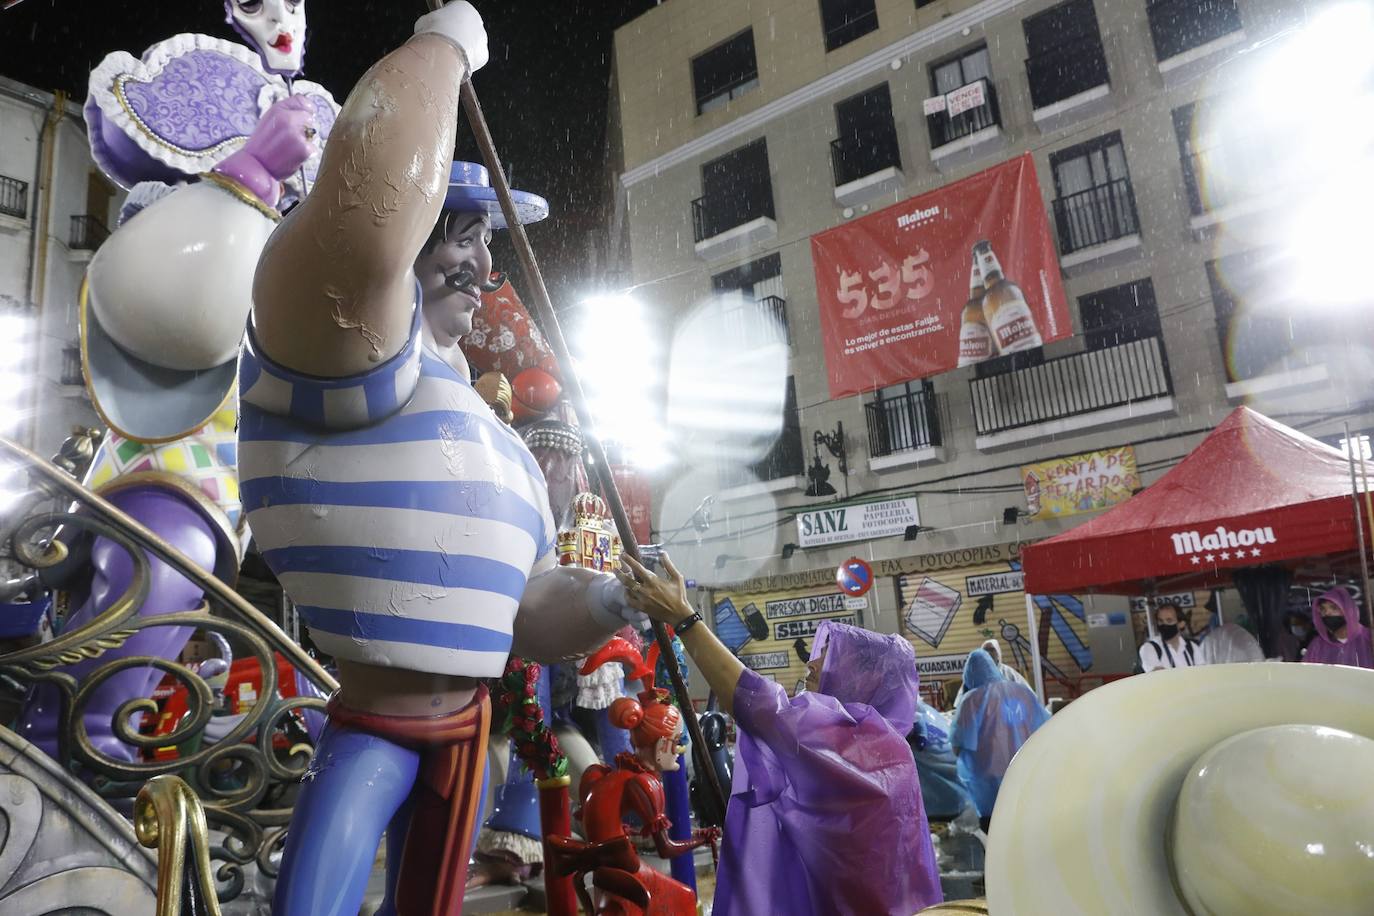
[136,774,223,916]
[0,436,338,903]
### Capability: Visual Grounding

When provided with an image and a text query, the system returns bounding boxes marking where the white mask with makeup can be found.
[227,0,307,75]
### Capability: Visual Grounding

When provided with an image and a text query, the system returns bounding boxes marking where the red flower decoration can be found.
[488,655,569,781]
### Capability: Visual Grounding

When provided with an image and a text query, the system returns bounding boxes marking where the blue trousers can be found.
[273,723,491,915]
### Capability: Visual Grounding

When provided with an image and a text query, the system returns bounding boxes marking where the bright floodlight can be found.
[1212,4,1374,306]
[0,315,33,439]
[0,456,26,516]
[667,293,789,472]
[572,294,672,470]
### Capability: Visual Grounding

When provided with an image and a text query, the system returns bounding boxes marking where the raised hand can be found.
[415,1,490,73]
[617,553,693,626]
[212,95,317,206]
[245,95,318,180]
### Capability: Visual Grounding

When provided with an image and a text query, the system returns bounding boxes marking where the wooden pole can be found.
[423,1,726,816]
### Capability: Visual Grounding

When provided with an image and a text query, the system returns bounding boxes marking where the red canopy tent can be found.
[1022,407,1371,596]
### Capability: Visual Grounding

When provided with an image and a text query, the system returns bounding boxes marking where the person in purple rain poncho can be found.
[1302,587,1374,669]
[618,552,943,916]
[949,648,1050,834]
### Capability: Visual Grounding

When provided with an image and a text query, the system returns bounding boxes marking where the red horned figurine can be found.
[546,639,718,915]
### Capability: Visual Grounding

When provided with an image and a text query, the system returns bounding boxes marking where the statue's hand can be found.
[415,1,490,73]
[212,95,316,206]
[244,95,318,181]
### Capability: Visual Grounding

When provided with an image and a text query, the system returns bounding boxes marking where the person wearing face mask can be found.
[1302,587,1374,669]
[1137,603,1204,673]
[1277,608,1316,661]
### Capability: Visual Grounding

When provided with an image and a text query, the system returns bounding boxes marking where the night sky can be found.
[0,0,656,305]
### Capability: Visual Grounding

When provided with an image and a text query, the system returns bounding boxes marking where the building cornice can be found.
[0,75,85,119]
[619,0,1026,188]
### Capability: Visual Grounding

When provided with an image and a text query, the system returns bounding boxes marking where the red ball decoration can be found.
[511,367,562,422]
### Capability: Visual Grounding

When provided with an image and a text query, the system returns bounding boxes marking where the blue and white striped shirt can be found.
[237,298,555,677]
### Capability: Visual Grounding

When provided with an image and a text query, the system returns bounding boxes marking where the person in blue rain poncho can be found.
[950,648,1050,833]
[908,700,975,821]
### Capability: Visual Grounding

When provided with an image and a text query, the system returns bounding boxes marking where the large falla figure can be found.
[235,4,641,913]
[18,0,338,760]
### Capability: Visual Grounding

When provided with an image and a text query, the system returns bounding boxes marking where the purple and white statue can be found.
[16,1,337,762]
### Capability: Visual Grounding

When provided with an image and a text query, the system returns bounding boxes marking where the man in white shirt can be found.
[1138,603,1203,672]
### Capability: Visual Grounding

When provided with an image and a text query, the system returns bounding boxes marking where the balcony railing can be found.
[970,335,1172,436]
[723,295,790,347]
[824,7,879,51]
[1180,141,1290,218]
[0,175,28,220]
[1213,301,1331,384]
[1025,33,1109,110]
[697,73,760,115]
[60,344,84,387]
[866,383,941,457]
[1146,0,1242,62]
[927,80,1000,150]
[831,126,902,187]
[1052,178,1140,255]
[69,215,110,251]
[719,420,804,489]
[691,176,775,243]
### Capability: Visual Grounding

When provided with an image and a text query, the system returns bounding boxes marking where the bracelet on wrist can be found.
[674,611,704,635]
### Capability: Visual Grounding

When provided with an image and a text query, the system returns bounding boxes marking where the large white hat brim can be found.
[986,663,1374,915]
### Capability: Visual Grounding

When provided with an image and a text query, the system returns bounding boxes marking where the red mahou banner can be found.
[810,153,1070,399]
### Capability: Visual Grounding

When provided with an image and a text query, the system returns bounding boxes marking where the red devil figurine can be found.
[547,638,719,915]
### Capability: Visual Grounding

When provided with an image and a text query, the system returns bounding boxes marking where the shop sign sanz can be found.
[796,496,919,548]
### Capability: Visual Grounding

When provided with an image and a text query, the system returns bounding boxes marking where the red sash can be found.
[326,686,491,916]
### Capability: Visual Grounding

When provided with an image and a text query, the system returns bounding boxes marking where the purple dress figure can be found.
[16,1,335,761]
[715,621,943,915]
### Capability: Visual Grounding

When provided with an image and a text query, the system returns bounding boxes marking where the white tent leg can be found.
[1026,594,1045,703]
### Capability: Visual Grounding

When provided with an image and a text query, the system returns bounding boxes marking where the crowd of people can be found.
[1137,587,1371,672]
[618,550,1374,913]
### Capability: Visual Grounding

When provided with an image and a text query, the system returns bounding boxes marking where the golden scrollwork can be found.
[0,437,338,905]
[918,902,989,914]
[136,774,224,916]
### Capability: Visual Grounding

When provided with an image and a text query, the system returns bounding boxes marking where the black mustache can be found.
[444,269,503,293]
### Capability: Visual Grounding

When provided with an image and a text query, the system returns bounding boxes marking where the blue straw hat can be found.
[444,161,549,228]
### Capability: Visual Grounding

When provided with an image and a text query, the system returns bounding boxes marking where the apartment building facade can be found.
[610,0,1374,700]
[0,76,111,462]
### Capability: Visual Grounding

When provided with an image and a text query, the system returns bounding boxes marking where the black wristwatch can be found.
[674,611,703,635]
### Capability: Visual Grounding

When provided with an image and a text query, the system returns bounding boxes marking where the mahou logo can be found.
[1170,525,1277,556]
[897,205,941,229]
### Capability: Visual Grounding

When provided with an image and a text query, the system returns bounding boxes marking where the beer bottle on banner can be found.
[956,254,993,367]
[973,240,1043,354]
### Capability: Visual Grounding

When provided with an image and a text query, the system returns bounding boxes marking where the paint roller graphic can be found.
[712,599,769,654]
